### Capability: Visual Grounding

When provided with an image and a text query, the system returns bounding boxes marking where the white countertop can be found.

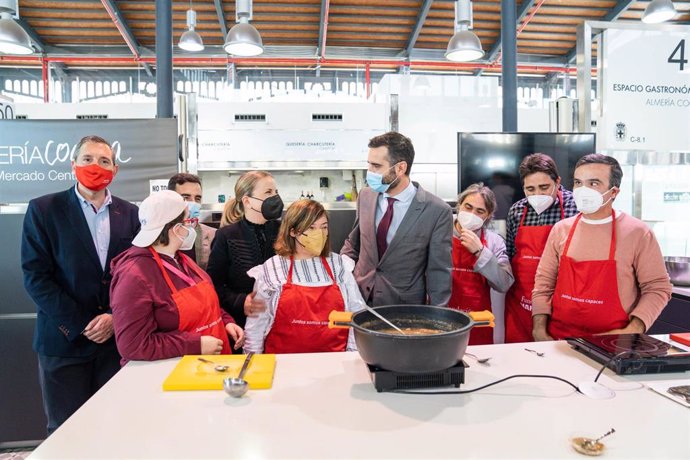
[30,341,690,460]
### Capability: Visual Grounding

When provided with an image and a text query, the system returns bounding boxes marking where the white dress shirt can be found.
[375,180,417,246]
[74,184,111,270]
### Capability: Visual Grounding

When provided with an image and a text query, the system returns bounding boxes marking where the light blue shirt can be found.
[375,180,417,245]
[74,184,111,270]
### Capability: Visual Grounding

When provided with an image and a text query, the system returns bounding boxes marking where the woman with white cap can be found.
[110,190,244,365]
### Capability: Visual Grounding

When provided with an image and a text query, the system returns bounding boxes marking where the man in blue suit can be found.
[21,135,140,434]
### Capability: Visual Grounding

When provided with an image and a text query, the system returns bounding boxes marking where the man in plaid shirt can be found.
[504,154,577,343]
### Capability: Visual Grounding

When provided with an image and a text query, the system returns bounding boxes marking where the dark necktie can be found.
[376,197,397,258]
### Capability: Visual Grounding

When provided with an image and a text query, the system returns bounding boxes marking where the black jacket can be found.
[206,219,279,328]
[21,188,140,357]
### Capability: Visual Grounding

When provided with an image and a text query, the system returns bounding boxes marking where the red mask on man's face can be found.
[74,164,113,191]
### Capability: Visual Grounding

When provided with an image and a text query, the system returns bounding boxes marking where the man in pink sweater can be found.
[532,154,672,341]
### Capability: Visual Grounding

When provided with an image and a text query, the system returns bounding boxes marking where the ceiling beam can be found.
[213,0,228,38]
[317,0,330,59]
[142,62,154,78]
[404,0,433,57]
[562,0,635,64]
[100,0,142,59]
[51,62,68,80]
[14,18,47,55]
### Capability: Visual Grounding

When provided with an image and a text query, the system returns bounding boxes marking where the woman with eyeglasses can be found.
[110,191,244,364]
[207,171,283,329]
[450,183,514,345]
[243,199,366,354]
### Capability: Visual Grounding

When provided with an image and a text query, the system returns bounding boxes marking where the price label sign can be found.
[149,179,169,194]
[599,27,690,152]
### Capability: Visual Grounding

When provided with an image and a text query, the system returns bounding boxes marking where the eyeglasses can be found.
[183,217,199,228]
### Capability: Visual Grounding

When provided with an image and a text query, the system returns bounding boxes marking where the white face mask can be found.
[527,191,555,215]
[573,186,613,214]
[173,224,197,250]
[456,211,484,231]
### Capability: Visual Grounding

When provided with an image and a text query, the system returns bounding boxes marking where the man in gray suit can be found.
[341,132,453,307]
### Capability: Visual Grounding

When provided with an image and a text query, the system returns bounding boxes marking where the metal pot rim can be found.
[350,305,476,339]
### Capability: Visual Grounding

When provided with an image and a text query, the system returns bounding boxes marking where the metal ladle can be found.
[197,357,229,372]
[364,305,406,335]
[223,352,255,398]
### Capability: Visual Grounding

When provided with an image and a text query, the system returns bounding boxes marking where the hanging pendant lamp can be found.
[224,0,263,56]
[179,8,204,52]
[642,0,677,24]
[445,0,484,62]
[0,0,33,55]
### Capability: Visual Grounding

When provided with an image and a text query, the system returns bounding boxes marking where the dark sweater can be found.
[206,218,280,327]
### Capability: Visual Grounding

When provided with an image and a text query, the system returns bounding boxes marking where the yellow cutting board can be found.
[162,354,276,391]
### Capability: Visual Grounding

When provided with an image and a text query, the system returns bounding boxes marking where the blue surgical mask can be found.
[186,201,201,220]
[366,164,399,194]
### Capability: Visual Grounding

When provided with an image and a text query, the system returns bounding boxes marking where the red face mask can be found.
[74,164,114,192]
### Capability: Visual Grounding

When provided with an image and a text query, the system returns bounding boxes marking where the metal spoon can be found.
[364,305,406,335]
[583,428,616,448]
[464,352,491,365]
[223,352,255,398]
[524,348,545,357]
[197,357,229,372]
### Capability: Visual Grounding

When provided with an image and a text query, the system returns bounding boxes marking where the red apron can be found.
[264,257,348,354]
[449,230,493,345]
[504,193,564,343]
[149,247,231,354]
[548,211,629,340]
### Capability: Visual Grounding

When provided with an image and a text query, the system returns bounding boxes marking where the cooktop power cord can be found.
[393,374,579,395]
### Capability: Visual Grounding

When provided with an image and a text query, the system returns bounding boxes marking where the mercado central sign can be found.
[0,119,178,203]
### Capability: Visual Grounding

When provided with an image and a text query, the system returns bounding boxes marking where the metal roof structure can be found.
[1,0,689,76]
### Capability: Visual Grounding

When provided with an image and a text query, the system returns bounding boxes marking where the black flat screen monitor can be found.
[458,132,596,219]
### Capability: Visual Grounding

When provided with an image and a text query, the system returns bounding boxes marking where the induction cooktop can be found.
[367,361,468,393]
[567,334,690,375]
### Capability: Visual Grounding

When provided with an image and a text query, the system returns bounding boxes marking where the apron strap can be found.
[609,210,617,260]
[148,247,181,294]
[518,203,529,227]
[286,256,338,286]
[562,211,617,260]
[320,256,338,285]
[562,213,583,257]
[286,257,295,286]
[178,253,207,281]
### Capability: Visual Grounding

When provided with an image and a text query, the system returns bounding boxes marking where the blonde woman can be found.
[450,183,514,345]
[206,171,283,328]
[244,200,366,354]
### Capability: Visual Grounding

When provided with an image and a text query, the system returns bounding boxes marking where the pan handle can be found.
[328,310,354,329]
[468,310,495,328]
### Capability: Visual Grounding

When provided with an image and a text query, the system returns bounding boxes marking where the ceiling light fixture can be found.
[445,0,484,62]
[179,7,204,52]
[224,0,263,57]
[0,0,33,55]
[641,0,677,24]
